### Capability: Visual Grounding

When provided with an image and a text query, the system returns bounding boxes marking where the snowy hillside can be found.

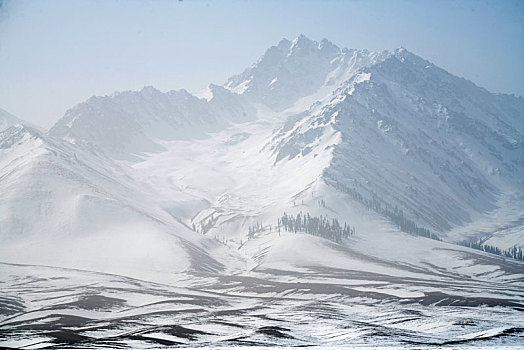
[0,125,233,281]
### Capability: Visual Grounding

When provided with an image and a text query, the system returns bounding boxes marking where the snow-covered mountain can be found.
[4,35,523,266]
[49,85,255,160]
[269,47,523,237]
[3,34,523,273]
[225,35,390,111]
[1,35,523,348]
[0,107,39,132]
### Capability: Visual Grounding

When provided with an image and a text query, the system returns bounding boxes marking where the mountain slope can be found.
[0,125,233,280]
[268,48,523,246]
[0,108,40,132]
[49,85,255,160]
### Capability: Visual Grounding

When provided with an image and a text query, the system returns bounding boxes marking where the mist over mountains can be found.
[1,35,523,348]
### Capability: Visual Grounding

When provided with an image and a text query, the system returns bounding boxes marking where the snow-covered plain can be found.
[1,36,523,348]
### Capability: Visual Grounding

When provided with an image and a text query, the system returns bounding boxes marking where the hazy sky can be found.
[1,0,523,128]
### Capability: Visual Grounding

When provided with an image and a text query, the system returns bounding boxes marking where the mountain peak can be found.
[319,38,340,56]
[277,38,292,50]
[391,46,427,64]
[141,85,160,93]
[224,36,387,110]
[0,108,41,132]
[295,33,312,42]
[139,86,163,100]
[290,34,317,52]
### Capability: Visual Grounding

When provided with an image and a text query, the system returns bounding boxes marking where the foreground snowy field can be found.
[1,225,523,348]
[1,255,523,348]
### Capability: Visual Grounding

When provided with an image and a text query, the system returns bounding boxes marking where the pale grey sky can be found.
[1,0,523,128]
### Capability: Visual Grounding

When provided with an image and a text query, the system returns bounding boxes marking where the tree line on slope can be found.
[278,211,355,243]
[324,176,524,262]
[324,176,441,241]
[459,240,524,262]
[245,212,355,244]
